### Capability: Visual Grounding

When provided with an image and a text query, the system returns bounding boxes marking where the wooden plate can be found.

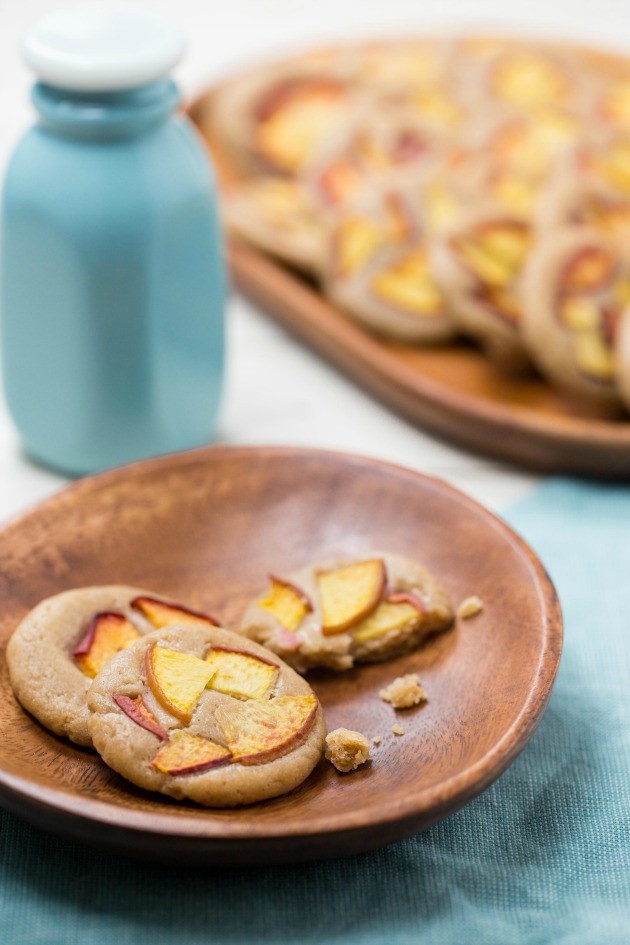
[0,446,561,864]
[187,50,630,479]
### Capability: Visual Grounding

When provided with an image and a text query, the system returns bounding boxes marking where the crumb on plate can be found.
[457,595,483,619]
[379,673,427,709]
[392,723,405,736]
[372,735,381,746]
[325,727,371,772]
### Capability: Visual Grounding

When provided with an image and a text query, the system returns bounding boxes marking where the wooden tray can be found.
[0,446,561,864]
[188,59,630,479]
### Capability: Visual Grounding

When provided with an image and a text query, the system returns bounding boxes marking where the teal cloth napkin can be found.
[1,478,629,944]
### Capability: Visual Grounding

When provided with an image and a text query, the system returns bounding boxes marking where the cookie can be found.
[432,209,533,369]
[325,186,457,343]
[224,177,325,274]
[7,586,219,747]
[87,624,326,807]
[211,58,359,177]
[240,552,454,673]
[538,136,630,238]
[522,227,627,410]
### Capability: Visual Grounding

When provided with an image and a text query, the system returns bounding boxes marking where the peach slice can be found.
[113,694,169,740]
[424,181,461,234]
[492,53,567,109]
[318,559,385,635]
[317,158,364,207]
[145,643,214,724]
[581,197,630,236]
[453,222,530,289]
[255,77,346,174]
[334,218,384,277]
[490,172,539,216]
[560,296,601,332]
[410,89,462,129]
[371,249,443,316]
[562,246,616,294]
[74,612,140,679]
[250,178,317,233]
[601,78,630,127]
[257,575,312,632]
[205,647,278,700]
[352,592,425,643]
[215,694,318,765]
[151,730,232,776]
[131,596,219,630]
[492,111,578,173]
[573,332,615,379]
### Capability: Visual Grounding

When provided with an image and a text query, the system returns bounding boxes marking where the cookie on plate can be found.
[87,624,326,807]
[240,552,454,673]
[432,209,533,369]
[522,227,628,410]
[6,586,219,747]
[211,58,359,177]
[325,186,457,343]
[224,177,325,274]
[538,136,630,238]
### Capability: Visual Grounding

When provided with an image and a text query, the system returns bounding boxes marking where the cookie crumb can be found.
[325,728,371,772]
[379,673,427,709]
[392,723,405,736]
[372,735,381,746]
[457,595,483,619]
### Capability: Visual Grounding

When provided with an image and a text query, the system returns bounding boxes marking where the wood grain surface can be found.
[0,446,562,864]
[187,40,630,478]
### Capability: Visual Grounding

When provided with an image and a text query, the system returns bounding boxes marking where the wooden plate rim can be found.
[0,445,562,844]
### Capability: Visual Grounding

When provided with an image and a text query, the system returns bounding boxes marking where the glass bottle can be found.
[1,5,225,475]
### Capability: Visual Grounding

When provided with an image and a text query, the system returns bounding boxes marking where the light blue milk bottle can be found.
[1,5,225,475]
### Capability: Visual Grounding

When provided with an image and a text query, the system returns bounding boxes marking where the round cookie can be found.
[87,625,326,807]
[521,227,627,410]
[432,208,533,370]
[325,187,457,344]
[240,552,454,673]
[7,586,219,747]
[224,177,325,275]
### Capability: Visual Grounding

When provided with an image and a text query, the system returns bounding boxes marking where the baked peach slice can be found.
[371,247,443,316]
[254,76,347,175]
[74,612,140,679]
[352,592,425,643]
[491,51,569,110]
[205,647,278,700]
[561,245,617,293]
[215,694,318,765]
[145,642,214,724]
[317,559,385,635]
[257,575,312,632]
[113,693,169,740]
[600,77,630,129]
[453,221,530,292]
[131,596,219,630]
[151,731,232,776]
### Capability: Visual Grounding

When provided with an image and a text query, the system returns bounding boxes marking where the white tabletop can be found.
[3,0,628,523]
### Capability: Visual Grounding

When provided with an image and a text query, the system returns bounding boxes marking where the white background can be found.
[3,0,626,522]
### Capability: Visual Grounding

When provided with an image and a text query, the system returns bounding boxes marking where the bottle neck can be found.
[32,78,180,140]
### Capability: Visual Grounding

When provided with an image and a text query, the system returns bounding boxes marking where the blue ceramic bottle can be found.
[1,7,225,475]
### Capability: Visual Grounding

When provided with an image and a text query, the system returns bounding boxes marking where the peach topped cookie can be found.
[87,624,326,807]
[6,586,219,746]
[522,228,628,410]
[240,552,454,673]
[432,211,533,369]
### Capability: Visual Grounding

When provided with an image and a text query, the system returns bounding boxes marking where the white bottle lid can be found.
[22,4,186,92]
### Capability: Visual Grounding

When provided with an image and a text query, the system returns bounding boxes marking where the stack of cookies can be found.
[211,36,630,412]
